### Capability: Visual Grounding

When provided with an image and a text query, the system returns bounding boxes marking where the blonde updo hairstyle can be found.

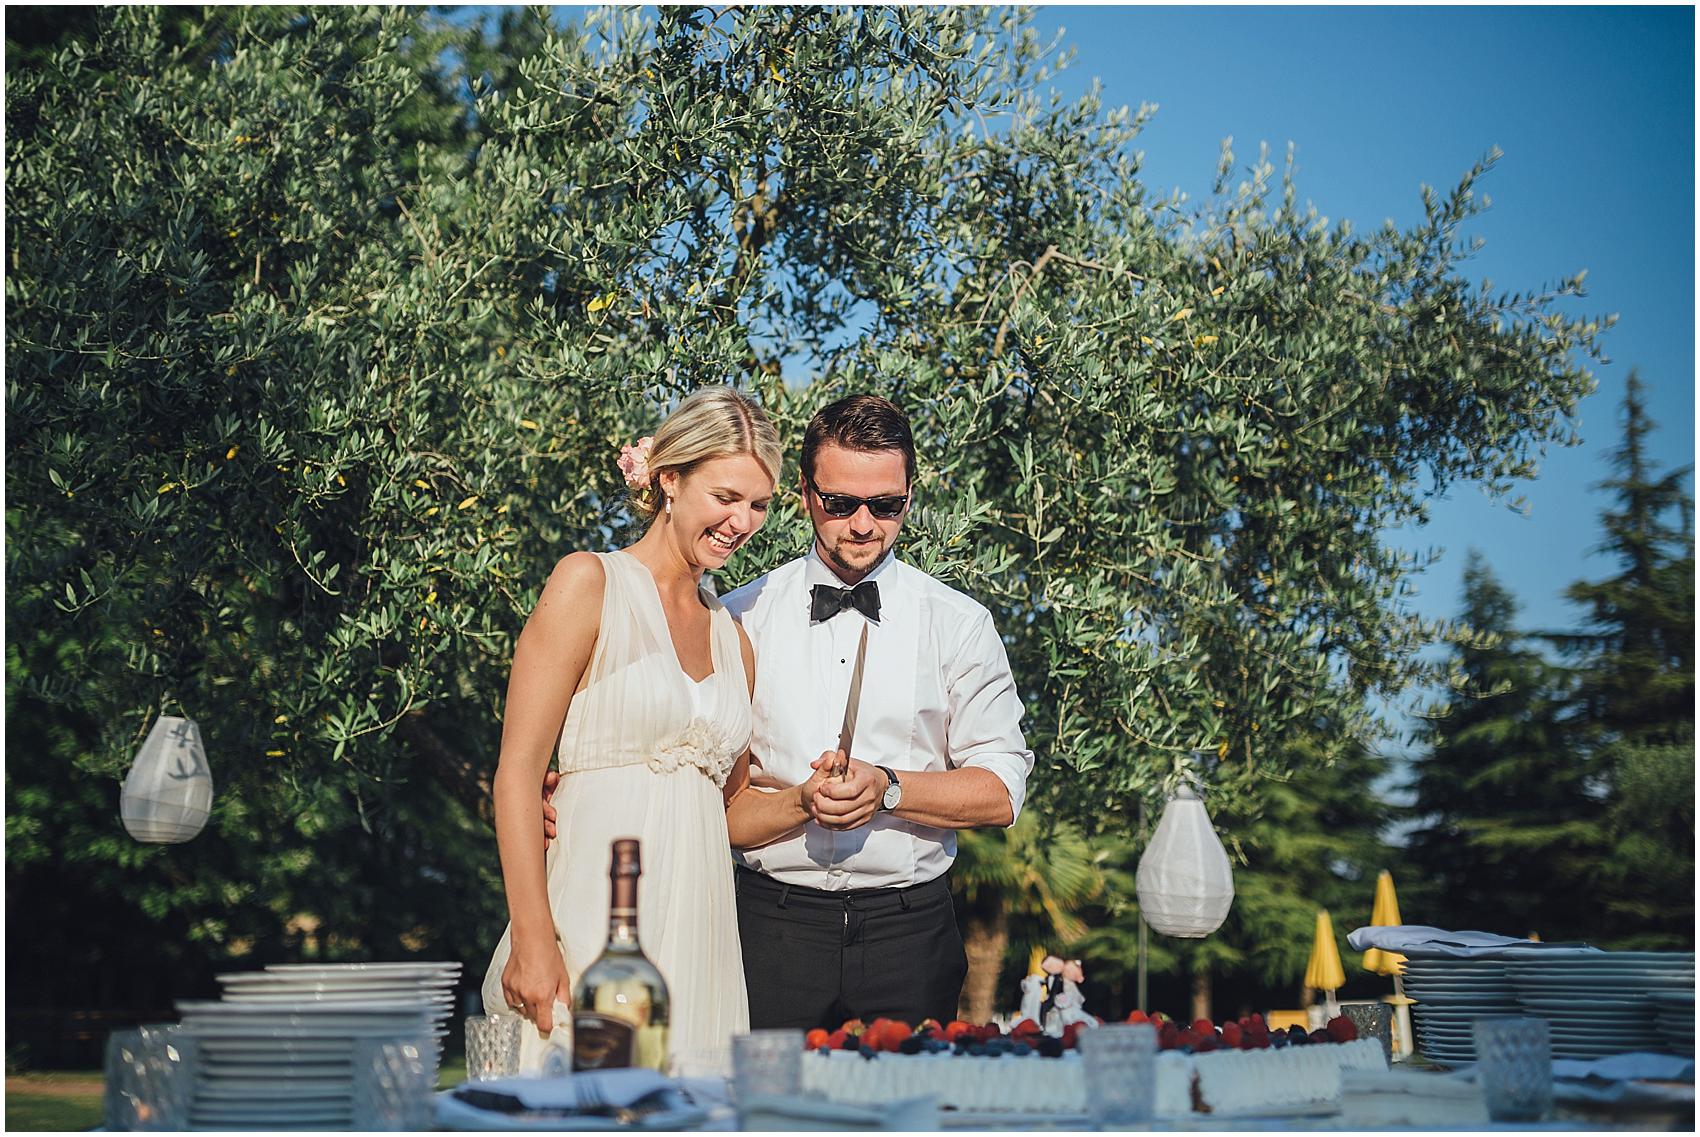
[629,386,784,521]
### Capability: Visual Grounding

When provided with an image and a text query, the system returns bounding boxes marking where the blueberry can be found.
[839,1034,860,1051]
[967,1043,989,1057]
[858,1044,877,1060]
[1011,1042,1033,1057]
[899,1036,924,1055]
[1288,1028,1308,1046]
[929,1039,951,1053]
[1036,1037,1065,1058]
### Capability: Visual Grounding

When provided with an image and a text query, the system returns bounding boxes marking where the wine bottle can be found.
[571,838,671,1071]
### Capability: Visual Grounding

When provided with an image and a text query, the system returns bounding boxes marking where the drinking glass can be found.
[1081,1022,1158,1129]
[1343,1003,1394,1063]
[353,1034,438,1130]
[732,1029,803,1104]
[464,1013,523,1081]
[1472,1016,1553,1122]
[103,1026,197,1131]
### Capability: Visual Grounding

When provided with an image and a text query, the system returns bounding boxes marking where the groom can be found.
[717,394,1033,1029]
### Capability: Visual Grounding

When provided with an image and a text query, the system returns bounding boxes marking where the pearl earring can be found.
[665,497,672,516]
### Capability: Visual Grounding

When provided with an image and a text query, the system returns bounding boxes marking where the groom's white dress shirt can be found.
[721,548,1034,890]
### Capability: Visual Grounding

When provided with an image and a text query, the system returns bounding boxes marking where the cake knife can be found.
[836,623,869,782]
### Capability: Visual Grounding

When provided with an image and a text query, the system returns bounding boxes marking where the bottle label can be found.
[572,1013,636,1070]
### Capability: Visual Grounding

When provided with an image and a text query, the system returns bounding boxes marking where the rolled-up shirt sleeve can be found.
[944,609,1035,823]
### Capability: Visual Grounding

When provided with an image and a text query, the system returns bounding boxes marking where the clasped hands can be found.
[800,750,889,831]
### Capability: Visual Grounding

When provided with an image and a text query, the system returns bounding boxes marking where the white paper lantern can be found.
[121,715,213,844]
[1136,784,1235,938]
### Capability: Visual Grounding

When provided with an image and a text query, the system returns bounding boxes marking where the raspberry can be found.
[1220,1021,1243,1049]
[1192,1018,1214,1036]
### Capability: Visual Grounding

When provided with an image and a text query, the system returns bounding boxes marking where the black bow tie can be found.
[810,580,880,624]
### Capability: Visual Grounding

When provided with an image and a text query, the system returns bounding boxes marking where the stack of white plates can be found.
[1650,991,1694,1056]
[178,961,460,1129]
[1508,951,1694,1060]
[1402,959,1521,1066]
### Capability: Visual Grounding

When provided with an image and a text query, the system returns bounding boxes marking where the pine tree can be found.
[1556,373,1694,947]
[1404,553,1607,940]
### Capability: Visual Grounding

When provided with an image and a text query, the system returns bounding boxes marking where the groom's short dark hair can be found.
[801,394,916,486]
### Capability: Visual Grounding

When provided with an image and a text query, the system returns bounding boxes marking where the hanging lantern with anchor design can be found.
[121,715,213,844]
[1135,757,1235,938]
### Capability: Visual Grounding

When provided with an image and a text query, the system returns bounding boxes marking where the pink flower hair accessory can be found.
[617,436,655,490]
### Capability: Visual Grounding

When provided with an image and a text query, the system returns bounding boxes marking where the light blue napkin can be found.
[1346,925,1602,959]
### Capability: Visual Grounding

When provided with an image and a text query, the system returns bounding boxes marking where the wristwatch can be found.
[876,765,902,812]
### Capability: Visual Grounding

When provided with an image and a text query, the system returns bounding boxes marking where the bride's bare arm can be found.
[493,552,603,1034]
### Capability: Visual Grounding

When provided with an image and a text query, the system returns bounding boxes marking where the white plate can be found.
[192,1107,354,1124]
[198,1083,353,1101]
[263,962,460,977]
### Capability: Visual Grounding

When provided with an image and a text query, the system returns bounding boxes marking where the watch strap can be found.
[876,765,900,811]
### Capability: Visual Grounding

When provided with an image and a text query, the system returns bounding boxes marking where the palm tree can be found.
[951,814,1109,1022]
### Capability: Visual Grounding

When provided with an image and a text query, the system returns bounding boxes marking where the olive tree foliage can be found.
[8,3,1602,931]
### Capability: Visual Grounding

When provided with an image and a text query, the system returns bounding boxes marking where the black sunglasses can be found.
[808,485,910,520]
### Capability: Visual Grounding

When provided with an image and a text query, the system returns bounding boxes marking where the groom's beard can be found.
[820,532,890,579]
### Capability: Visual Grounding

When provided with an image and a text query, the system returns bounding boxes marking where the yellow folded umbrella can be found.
[1362,869,1407,975]
[1305,908,1346,993]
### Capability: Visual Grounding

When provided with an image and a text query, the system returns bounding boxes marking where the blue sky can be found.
[1026,4,1695,641]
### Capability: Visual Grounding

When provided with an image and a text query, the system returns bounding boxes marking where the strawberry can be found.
[805,1028,831,1051]
[1061,1022,1086,1050]
[972,1023,1002,1043]
[1125,1009,1149,1024]
[829,1029,853,1051]
[1176,1028,1199,1049]
[883,1021,913,1052]
[1248,1012,1265,1028]
[841,1018,867,1037]
[1158,1024,1182,1051]
[1326,1015,1357,1044]
[916,1018,942,1037]
[1192,1018,1214,1037]
[943,1020,974,1043]
[1011,1018,1043,1038]
[1219,1021,1243,1049]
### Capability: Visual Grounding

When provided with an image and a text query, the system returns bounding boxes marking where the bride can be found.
[481,386,783,1074]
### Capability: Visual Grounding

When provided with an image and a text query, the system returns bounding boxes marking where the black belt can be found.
[734,863,945,912]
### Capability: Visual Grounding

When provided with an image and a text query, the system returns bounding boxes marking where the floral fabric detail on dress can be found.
[647,717,740,788]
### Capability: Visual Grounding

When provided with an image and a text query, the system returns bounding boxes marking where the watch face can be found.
[883,782,901,809]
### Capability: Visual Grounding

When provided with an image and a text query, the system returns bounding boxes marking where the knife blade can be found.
[836,623,869,781]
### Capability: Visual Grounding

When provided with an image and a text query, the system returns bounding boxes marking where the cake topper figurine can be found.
[1018,951,1100,1036]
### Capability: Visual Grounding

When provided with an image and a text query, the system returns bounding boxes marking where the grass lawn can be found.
[6,1060,469,1131]
[6,1072,104,1132]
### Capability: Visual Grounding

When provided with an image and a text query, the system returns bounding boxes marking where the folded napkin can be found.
[437,1069,707,1131]
[1346,925,1602,960]
[1552,1052,1694,1085]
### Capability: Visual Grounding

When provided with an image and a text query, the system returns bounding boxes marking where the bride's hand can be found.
[800,750,846,820]
[502,941,572,1035]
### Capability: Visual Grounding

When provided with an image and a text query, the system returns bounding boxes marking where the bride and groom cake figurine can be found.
[1018,952,1100,1036]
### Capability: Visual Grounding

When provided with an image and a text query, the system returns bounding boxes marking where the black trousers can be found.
[736,865,968,1030]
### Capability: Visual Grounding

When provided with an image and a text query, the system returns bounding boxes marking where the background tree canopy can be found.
[7,5,1619,1045]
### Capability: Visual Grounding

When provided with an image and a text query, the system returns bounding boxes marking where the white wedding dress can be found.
[482,550,751,1075]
